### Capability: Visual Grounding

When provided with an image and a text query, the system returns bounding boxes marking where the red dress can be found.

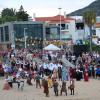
[84,71,89,81]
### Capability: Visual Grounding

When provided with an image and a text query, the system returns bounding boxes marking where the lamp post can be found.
[11,31,15,49]
[58,7,62,41]
[24,28,28,48]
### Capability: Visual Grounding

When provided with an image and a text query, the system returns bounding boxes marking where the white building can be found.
[93,23,100,45]
[35,15,76,45]
[70,16,100,45]
[35,15,100,45]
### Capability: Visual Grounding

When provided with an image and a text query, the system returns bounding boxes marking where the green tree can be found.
[16,5,29,21]
[1,8,16,17]
[83,10,96,53]
[0,8,17,23]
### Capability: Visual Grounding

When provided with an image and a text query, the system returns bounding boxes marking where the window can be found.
[92,30,96,35]
[61,24,65,30]
[0,27,4,42]
[5,26,9,33]
[13,23,43,49]
[46,28,50,40]
[66,24,69,29]
[4,26,9,41]
[58,24,65,30]
[98,38,100,41]
[76,23,84,30]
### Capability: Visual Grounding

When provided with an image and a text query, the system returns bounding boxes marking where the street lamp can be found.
[24,28,28,48]
[11,30,15,49]
[58,7,62,41]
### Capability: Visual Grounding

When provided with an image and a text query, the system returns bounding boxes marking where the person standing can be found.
[58,63,62,81]
[84,68,89,81]
[62,66,67,81]
[60,81,67,96]
[27,72,33,85]
[35,73,41,88]
[47,75,52,88]
[69,78,75,95]
[43,79,49,97]
[53,80,59,96]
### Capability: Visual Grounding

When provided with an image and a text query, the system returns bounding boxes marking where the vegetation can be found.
[1,8,16,17]
[83,10,96,53]
[68,0,100,16]
[0,5,29,24]
[92,45,100,52]
[16,5,29,21]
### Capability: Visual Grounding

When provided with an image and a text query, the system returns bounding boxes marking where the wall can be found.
[96,28,100,38]
[69,20,76,43]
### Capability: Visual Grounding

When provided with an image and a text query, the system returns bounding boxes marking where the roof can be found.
[43,44,61,50]
[48,20,70,24]
[35,15,75,24]
[95,23,100,28]
[0,21,43,27]
[35,17,53,22]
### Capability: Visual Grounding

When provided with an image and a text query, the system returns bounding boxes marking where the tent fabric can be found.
[62,56,75,68]
[43,44,61,51]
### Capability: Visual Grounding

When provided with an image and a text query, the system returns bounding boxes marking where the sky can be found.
[0,0,96,17]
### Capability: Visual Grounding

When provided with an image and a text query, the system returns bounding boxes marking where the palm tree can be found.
[83,10,96,53]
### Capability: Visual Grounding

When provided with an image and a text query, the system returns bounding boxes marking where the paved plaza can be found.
[0,78,100,100]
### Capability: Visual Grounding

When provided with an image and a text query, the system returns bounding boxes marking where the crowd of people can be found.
[0,48,100,97]
[65,51,100,79]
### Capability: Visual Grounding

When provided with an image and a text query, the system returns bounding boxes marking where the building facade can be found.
[35,15,76,46]
[93,23,100,45]
[71,16,98,45]
[46,26,60,40]
[0,21,45,50]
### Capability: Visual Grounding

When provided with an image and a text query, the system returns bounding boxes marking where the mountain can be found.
[68,0,100,16]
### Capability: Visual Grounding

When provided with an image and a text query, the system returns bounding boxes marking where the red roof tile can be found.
[35,15,75,23]
[35,17,52,22]
[48,20,70,24]
[95,23,100,28]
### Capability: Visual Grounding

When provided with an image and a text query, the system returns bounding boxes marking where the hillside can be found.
[68,0,100,16]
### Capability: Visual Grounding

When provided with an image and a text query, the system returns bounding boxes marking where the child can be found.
[53,80,59,96]
[69,78,75,95]
[60,81,67,96]
[47,75,52,88]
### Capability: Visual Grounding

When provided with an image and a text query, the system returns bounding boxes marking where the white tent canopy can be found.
[43,44,61,51]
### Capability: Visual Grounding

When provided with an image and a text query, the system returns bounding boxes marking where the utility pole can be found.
[58,7,62,41]
[24,28,27,48]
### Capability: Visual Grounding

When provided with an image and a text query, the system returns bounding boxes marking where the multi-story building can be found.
[71,16,100,45]
[35,15,76,45]
[0,21,45,50]
[94,23,100,45]
[46,26,60,40]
